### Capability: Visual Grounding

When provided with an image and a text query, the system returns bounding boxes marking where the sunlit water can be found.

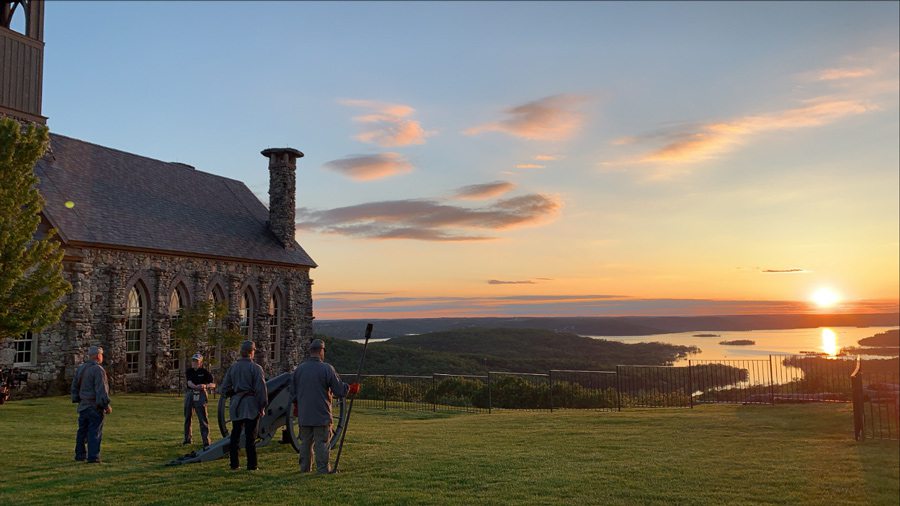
[582,326,899,363]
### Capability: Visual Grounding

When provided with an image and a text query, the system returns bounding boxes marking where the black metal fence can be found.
[336,355,897,424]
[851,361,899,441]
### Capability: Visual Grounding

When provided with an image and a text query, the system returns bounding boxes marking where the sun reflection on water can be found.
[821,328,838,357]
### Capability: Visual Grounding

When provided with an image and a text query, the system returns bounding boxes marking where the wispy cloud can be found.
[761,268,810,274]
[464,94,586,141]
[297,193,561,241]
[487,279,536,285]
[515,163,545,169]
[816,67,875,81]
[323,153,413,181]
[534,154,562,161]
[338,98,431,147]
[608,98,874,178]
[453,181,516,200]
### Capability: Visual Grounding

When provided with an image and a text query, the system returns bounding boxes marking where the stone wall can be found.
[1,244,314,394]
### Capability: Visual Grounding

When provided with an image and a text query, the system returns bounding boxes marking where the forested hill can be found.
[314,313,899,340]
[320,328,697,375]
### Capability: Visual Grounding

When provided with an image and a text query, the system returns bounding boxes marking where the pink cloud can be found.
[632,98,874,168]
[453,181,516,200]
[817,67,875,81]
[464,94,586,141]
[338,99,431,147]
[322,153,413,181]
[515,163,545,169]
[297,193,562,241]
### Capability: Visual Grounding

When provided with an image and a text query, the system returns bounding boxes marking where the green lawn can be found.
[1,395,897,505]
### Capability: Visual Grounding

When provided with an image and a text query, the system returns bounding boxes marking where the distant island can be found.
[694,333,720,337]
[719,339,755,346]
[839,329,900,357]
[857,329,899,347]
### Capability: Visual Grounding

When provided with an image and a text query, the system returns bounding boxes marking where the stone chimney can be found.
[261,147,304,249]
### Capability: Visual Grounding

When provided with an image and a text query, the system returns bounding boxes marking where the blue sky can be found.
[29,1,900,318]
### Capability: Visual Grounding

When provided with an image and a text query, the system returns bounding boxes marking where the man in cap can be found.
[183,352,215,448]
[219,340,268,471]
[291,338,360,474]
[70,345,112,463]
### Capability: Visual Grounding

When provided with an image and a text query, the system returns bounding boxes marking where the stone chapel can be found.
[1,0,318,393]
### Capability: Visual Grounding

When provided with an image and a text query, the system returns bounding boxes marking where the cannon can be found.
[167,372,346,465]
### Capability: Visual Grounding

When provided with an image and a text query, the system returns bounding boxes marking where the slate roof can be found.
[35,133,317,268]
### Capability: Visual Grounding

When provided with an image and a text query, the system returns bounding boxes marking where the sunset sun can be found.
[810,287,842,309]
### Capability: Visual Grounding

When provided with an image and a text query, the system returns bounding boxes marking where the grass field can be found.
[1,395,897,505]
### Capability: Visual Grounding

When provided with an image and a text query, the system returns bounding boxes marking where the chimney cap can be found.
[261,147,304,158]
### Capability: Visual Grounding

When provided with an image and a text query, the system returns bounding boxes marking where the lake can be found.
[583,326,900,363]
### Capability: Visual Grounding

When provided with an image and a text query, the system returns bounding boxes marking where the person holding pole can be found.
[219,340,267,471]
[71,345,112,463]
[183,353,215,448]
[290,338,360,474]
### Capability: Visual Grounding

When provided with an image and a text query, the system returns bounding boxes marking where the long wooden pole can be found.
[331,323,373,473]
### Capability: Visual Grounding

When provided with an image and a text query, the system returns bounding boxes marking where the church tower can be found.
[0,0,46,124]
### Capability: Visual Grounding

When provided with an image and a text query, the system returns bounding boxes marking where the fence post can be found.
[549,370,554,412]
[768,355,776,406]
[432,374,436,412]
[488,372,492,414]
[615,365,622,412]
[850,358,865,441]
[382,374,387,410]
[688,360,693,409]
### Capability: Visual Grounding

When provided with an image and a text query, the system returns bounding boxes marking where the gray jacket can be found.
[290,356,348,426]
[220,358,268,421]
[70,360,110,412]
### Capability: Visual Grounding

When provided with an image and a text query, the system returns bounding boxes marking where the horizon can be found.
[31,2,900,319]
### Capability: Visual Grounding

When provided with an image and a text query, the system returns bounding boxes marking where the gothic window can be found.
[208,285,226,365]
[169,284,187,370]
[239,290,254,338]
[13,331,35,365]
[268,291,282,363]
[125,284,146,377]
[1,1,27,34]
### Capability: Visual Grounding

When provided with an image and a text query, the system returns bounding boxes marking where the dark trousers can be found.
[229,417,259,470]
[75,408,105,462]
[183,392,210,446]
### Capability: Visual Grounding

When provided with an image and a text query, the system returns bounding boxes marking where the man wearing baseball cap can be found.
[290,338,360,474]
[71,345,111,463]
[183,352,215,448]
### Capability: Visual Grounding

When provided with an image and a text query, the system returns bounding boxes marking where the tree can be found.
[171,300,244,369]
[0,118,71,343]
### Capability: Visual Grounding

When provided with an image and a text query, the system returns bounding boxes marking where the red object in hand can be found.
[348,383,361,396]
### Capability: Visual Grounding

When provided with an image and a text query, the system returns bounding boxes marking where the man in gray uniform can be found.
[219,340,268,471]
[291,339,360,474]
[70,345,112,463]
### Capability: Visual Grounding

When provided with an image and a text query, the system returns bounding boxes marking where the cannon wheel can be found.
[217,394,232,438]
[285,397,347,452]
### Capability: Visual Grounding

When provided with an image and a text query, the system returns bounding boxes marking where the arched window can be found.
[268,290,282,363]
[239,290,255,338]
[208,284,226,365]
[125,284,146,377]
[1,1,27,34]
[169,284,188,370]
